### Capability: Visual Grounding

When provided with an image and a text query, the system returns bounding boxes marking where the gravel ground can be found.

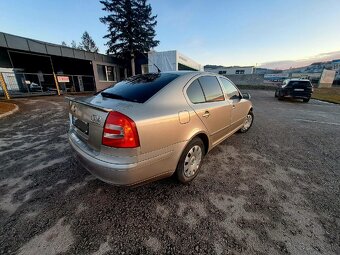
[0,90,339,255]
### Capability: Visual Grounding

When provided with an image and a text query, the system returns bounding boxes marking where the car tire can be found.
[176,137,205,184]
[239,110,254,133]
[275,90,278,98]
[278,95,284,100]
[303,98,310,103]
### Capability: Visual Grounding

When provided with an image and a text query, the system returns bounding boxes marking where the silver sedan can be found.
[68,71,253,186]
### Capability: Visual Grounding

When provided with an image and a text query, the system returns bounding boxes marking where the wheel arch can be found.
[194,132,209,155]
[183,131,210,155]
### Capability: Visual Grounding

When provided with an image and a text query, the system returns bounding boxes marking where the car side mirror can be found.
[242,92,251,100]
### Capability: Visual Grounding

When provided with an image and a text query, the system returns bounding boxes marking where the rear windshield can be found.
[289,81,312,87]
[101,73,179,103]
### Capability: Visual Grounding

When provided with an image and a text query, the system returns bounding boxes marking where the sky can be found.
[1,0,340,69]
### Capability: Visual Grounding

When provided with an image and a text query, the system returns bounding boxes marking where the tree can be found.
[79,31,99,53]
[61,41,68,47]
[100,0,159,75]
[71,40,78,49]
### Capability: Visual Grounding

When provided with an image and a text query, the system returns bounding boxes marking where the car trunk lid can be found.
[67,96,112,151]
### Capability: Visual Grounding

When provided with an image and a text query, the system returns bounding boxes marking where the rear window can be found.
[101,73,179,103]
[289,81,312,87]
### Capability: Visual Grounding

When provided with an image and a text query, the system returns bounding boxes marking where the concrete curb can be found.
[312,98,340,105]
[0,103,19,119]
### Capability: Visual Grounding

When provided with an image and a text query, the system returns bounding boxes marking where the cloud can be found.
[259,50,340,69]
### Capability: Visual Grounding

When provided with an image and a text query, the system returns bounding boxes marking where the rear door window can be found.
[101,73,179,103]
[220,78,240,99]
[198,76,225,102]
[187,79,206,104]
[289,81,312,88]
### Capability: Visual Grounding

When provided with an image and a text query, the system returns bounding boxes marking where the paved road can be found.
[0,91,339,255]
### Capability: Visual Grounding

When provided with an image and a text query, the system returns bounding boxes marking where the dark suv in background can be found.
[275,79,313,102]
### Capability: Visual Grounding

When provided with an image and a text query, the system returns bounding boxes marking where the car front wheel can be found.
[239,111,254,133]
[303,98,310,103]
[176,137,205,184]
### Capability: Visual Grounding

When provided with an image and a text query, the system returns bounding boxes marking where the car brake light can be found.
[102,111,140,148]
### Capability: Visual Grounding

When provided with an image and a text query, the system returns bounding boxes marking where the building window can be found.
[141,64,149,74]
[97,65,106,81]
[97,64,116,82]
[218,71,226,74]
[106,66,114,81]
[235,70,245,75]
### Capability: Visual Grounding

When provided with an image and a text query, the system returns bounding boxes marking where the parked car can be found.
[67,72,254,186]
[275,78,313,102]
[27,82,42,92]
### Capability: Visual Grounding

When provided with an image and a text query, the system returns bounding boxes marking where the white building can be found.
[204,66,254,75]
[147,50,202,73]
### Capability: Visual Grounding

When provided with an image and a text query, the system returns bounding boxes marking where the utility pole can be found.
[0,73,10,99]
[49,56,61,96]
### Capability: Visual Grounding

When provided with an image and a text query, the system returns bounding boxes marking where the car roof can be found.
[159,71,231,75]
[159,71,226,80]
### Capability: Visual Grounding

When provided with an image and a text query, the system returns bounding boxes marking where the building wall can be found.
[225,74,266,85]
[92,60,121,91]
[177,51,202,71]
[148,50,202,72]
[0,32,125,94]
[148,50,177,72]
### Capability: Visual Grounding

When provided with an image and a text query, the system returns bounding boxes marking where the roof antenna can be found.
[153,62,161,73]
[139,50,161,73]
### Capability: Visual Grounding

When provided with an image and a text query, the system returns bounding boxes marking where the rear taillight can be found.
[102,111,140,148]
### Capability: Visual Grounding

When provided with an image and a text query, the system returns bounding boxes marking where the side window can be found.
[198,76,225,102]
[220,78,240,99]
[186,79,205,104]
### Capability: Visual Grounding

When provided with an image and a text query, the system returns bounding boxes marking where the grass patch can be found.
[312,87,340,104]
[0,102,17,115]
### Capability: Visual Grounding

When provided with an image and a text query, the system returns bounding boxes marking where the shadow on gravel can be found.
[0,96,338,255]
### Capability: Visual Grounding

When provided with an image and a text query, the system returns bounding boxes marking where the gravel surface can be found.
[0,90,339,255]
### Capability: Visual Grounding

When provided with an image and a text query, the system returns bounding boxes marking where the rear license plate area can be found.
[294,88,304,91]
[72,116,89,135]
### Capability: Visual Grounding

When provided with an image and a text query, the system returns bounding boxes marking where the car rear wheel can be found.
[176,137,205,184]
[303,98,310,103]
[239,111,254,133]
[276,91,284,100]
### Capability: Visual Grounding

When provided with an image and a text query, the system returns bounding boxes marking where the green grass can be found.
[312,87,340,104]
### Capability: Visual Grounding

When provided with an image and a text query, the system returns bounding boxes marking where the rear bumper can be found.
[278,89,312,99]
[68,133,179,186]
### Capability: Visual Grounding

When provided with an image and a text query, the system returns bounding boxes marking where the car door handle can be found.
[202,111,210,118]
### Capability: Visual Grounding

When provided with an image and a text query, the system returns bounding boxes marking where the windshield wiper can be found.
[101,92,131,102]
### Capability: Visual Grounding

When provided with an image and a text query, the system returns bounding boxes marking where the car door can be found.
[185,76,232,145]
[219,77,249,132]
